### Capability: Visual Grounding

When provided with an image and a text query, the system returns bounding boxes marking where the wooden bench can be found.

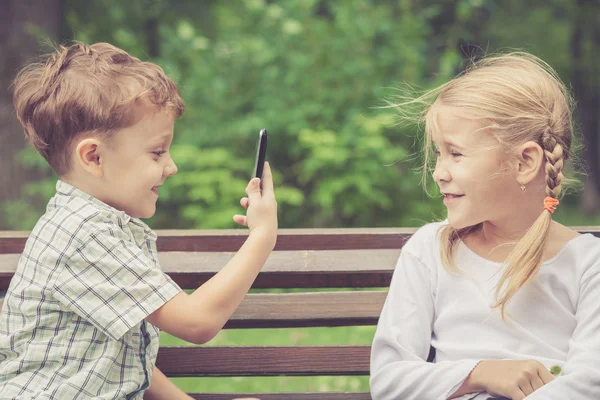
[1,227,597,399]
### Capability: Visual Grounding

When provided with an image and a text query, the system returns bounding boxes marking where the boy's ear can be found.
[516,140,544,185]
[75,138,104,178]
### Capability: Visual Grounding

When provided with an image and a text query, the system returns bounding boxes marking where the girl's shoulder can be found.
[548,223,600,259]
[546,224,600,280]
[401,221,448,260]
[408,220,448,243]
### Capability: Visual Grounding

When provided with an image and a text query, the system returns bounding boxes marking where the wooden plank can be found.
[156,346,370,377]
[158,228,414,252]
[0,250,399,290]
[3,226,600,254]
[225,291,386,328]
[162,250,397,289]
[189,393,371,400]
[0,228,415,254]
[0,292,385,329]
[0,232,28,254]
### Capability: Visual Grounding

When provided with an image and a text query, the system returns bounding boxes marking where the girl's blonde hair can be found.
[393,52,574,318]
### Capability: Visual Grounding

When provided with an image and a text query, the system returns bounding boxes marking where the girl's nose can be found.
[432,159,451,183]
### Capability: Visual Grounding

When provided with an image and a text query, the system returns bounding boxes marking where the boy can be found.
[0,42,276,399]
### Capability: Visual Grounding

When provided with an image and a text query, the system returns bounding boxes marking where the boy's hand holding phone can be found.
[234,129,277,249]
[234,162,277,247]
[145,129,277,347]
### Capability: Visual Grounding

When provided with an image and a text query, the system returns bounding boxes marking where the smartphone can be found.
[253,129,268,179]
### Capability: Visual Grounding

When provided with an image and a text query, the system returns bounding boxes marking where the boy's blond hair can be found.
[392,52,574,318]
[13,42,185,175]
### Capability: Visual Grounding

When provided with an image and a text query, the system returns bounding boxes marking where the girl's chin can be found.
[447,216,478,230]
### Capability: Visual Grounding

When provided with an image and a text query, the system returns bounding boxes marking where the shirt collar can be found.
[52,180,157,243]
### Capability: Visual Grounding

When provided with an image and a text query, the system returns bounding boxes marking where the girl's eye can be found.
[434,149,441,156]
[451,151,463,157]
[153,151,165,157]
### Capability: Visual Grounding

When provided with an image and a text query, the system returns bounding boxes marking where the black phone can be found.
[253,129,268,179]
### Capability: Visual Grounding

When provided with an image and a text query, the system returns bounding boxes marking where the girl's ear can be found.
[516,141,544,185]
[75,138,104,178]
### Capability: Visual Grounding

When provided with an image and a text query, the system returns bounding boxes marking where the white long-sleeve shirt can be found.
[370,221,600,400]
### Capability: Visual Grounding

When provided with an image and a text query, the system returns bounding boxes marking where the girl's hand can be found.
[233,162,278,247]
[471,360,555,400]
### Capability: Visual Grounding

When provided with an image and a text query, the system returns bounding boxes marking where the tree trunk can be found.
[0,0,61,229]
[572,0,600,215]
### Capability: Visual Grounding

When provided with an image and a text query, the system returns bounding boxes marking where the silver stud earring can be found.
[520,184,526,191]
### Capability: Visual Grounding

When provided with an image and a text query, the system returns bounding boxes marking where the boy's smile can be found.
[67,105,178,219]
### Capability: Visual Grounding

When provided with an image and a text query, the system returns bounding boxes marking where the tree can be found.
[0,0,62,229]
[572,0,600,214]
[3,0,599,230]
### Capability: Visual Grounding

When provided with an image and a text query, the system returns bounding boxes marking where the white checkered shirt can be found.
[0,181,182,399]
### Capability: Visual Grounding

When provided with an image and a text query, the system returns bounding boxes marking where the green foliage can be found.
[2,147,57,230]
[7,0,459,230]
[154,0,445,228]
[6,0,599,231]
[7,0,595,230]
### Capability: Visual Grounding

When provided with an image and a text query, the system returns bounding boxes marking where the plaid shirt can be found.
[0,181,181,399]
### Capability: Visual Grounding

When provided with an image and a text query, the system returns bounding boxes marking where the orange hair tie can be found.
[544,197,559,214]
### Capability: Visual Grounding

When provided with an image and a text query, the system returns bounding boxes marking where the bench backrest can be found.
[2,227,598,399]
[0,228,413,399]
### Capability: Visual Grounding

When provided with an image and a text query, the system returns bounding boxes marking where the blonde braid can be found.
[542,128,564,199]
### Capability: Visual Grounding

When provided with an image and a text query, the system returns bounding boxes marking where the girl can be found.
[370,53,600,400]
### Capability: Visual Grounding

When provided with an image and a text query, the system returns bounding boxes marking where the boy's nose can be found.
[165,158,178,176]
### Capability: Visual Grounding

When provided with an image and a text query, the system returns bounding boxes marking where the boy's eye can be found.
[434,149,441,156]
[451,151,463,157]
[153,151,166,157]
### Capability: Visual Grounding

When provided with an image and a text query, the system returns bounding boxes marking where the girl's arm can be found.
[143,367,193,400]
[370,249,482,400]
[516,267,600,400]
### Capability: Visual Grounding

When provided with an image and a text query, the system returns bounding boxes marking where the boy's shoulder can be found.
[26,181,151,259]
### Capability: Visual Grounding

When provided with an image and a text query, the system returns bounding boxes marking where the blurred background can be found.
[2,0,599,394]
[2,0,600,232]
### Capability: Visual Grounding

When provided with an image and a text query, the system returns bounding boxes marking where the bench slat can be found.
[159,228,414,252]
[189,393,371,400]
[226,291,385,328]
[156,346,370,376]
[0,250,398,290]
[0,229,416,254]
[3,227,600,254]
[163,250,397,289]
[0,292,386,329]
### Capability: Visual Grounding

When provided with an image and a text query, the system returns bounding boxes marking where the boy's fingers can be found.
[233,214,247,226]
[246,177,262,201]
[260,162,274,195]
[240,197,249,208]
